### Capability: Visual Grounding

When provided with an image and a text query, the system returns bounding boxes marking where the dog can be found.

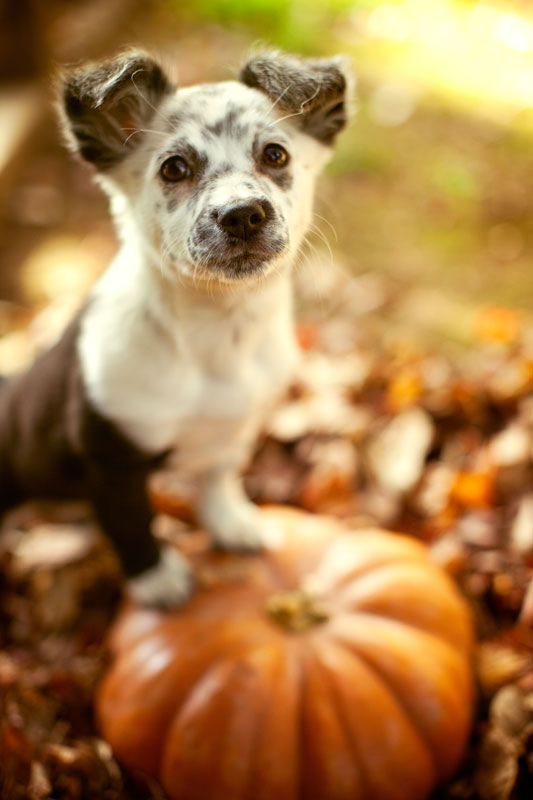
[0,49,352,607]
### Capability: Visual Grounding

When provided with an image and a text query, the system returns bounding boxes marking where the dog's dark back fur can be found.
[0,319,166,576]
[0,317,83,505]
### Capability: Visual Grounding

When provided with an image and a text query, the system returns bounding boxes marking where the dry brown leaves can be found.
[1,277,532,798]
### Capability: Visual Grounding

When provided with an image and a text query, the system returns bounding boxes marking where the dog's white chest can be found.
[79,268,298,472]
[169,329,295,471]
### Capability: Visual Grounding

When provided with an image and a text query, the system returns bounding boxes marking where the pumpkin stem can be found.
[267,589,330,632]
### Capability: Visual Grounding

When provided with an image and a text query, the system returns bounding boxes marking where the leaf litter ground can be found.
[1,259,532,800]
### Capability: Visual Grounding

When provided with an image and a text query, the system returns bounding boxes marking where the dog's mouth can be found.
[189,231,288,279]
[220,239,287,276]
[225,234,285,259]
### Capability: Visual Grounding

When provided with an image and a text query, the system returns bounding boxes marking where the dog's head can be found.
[60,49,353,284]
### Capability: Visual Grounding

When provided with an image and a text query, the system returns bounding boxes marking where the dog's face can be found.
[61,51,352,284]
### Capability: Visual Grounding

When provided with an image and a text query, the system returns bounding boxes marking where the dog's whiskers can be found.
[130,69,173,126]
[313,211,338,243]
[293,241,328,312]
[122,127,169,146]
[307,221,334,265]
[267,83,321,128]
[265,84,292,116]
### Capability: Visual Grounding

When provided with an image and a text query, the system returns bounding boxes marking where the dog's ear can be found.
[59,50,173,170]
[240,51,353,145]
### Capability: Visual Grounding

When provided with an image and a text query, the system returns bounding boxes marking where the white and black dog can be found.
[0,49,352,606]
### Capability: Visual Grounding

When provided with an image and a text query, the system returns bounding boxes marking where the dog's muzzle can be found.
[188,197,288,279]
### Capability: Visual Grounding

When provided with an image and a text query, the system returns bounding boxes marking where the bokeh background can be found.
[2,8,533,798]
[1,0,533,363]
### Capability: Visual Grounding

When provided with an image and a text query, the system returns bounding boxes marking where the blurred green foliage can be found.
[179,0,363,52]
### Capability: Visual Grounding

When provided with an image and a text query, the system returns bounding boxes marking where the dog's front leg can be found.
[198,468,269,552]
[84,460,193,607]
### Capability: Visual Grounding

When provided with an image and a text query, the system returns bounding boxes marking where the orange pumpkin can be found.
[97,506,474,800]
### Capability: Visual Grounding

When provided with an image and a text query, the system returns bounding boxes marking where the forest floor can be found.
[1,5,533,798]
[1,255,533,798]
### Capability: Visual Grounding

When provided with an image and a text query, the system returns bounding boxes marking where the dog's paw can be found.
[208,503,269,552]
[127,548,194,609]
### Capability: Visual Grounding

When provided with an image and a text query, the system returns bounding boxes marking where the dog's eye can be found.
[262,143,289,168]
[160,156,191,182]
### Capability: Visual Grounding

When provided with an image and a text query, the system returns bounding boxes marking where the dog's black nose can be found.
[218,202,268,240]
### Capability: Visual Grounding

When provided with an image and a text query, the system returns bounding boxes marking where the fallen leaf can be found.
[366,407,434,494]
[474,726,519,800]
[451,470,495,510]
[474,307,522,345]
[477,642,531,696]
